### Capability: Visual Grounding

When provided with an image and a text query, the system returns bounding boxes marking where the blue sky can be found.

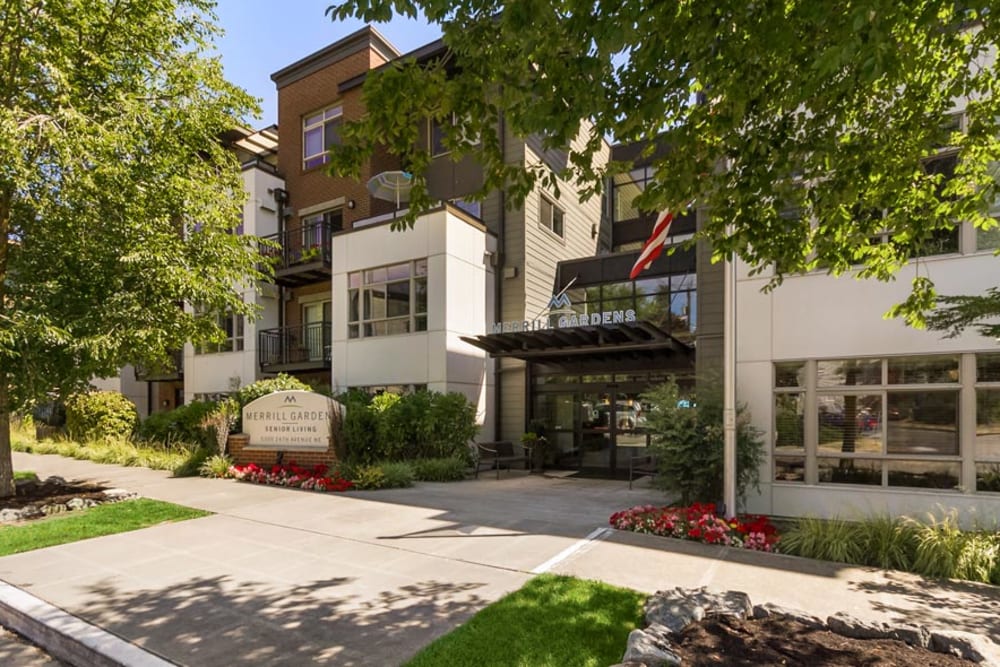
[212,0,441,128]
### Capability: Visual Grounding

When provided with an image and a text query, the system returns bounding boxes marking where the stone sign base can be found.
[227,434,337,469]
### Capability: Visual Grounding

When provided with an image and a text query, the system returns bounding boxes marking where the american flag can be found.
[629,210,674,280]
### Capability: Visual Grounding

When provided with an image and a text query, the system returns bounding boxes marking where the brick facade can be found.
[227,433,338,469]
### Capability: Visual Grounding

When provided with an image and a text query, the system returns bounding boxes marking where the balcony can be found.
[258,323,331,373]
[261,220,333,287]
[134,350,184,382]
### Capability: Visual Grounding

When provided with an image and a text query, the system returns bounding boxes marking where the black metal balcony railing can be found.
[261,220,333,286]
[258,322,332,372]
[134,349,184,382]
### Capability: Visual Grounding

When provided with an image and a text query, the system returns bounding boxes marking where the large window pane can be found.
[887,461,960,489]
[976,463,1000,492]
[386,281,409,317]
[888,355,959,384]
[818,458,882,485]
[817,394,882,454]
[977,389,1000,460]
[976,220,1000,250]
[977,353,1000,382]
[775,393,804,451]
[774,457,805,482]
[817,359,881,386]
[414,277,427,314]
[886,391,958,455]
[775,362,806,388]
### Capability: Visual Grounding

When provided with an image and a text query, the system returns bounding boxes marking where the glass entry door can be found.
[532,383,652,477]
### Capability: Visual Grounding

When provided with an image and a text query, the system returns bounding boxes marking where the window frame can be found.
[194,307,245,355]
[539,194,565,239]
[347,260,428,339]
[303,105,343,170]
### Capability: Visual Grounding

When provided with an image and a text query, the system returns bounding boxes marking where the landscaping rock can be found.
[645,588,706,633]
[608,663,648,667]
[44,476,67,486]
[102,488,135,501]
[0,508,23,523]
[891,624,931,649]
[826,612,892,640]
[66,497,88,510]
[930,630,1000,663]
[622,628,681,667]
[41,503,68,515]
[752,603,825,629]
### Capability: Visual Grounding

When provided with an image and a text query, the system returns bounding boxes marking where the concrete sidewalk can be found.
[4,451,1000,666]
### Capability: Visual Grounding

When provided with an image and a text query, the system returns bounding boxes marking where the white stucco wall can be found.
[331,207,497,435]
[737,244,1000,524]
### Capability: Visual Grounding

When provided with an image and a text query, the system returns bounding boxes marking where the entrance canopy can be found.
[460,321,694,366]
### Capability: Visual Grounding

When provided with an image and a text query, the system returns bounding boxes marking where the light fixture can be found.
[347,199,356,209]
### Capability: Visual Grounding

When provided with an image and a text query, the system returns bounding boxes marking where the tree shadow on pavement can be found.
[848,571,1000,636]
[79,575,489,666]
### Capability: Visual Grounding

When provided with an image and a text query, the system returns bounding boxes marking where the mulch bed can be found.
[3,478,110,511]
[672,616,972,666]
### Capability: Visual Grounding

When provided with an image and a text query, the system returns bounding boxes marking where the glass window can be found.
[818,458,882,486]
[887,461,960,489]
[887,355,959,384]
[303,105,342,169]
[976,389,1000,460]
[774,393,804,451]
[775,362,806,388]
[976,218,1000,251]
[195,307,244,354]
[349,260,428,339]
[540,195,564,237]
[774,457,805,482]
[976,463,1000,493]
[816,359,881,386]
[817,394,883,455]
[977,353,1000,383]
[886,391,959,456]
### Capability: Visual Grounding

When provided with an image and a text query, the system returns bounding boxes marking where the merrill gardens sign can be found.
[242,390,339,451]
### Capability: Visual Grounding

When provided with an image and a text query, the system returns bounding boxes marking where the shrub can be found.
[379,461,415,488]
[643,376,764,508]
[781,516,865,565]
[171,447,215,477]
[351,464,388,490]
[232,374,312,432]
[413,457,467,482]
[199,454,234,478]
[137,400,218,448]
[340,390,379,464]
[64,391,139,441]
[425,392,478,462]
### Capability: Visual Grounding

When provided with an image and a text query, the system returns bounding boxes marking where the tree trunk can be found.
[0,373,14,498]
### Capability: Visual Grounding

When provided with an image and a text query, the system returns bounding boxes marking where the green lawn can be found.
[405,574,644,667]
[0,498,210,556]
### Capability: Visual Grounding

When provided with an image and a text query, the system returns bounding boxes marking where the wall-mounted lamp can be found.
[347,199,356,209]
[591,223,598,240]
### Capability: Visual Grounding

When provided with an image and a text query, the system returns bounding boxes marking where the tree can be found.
[0,0,266,497]
[325,1,999,328]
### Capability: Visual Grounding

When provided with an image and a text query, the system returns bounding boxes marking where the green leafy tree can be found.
[0,0,265,497]
[325,1,999,327]
[642,377,764,508]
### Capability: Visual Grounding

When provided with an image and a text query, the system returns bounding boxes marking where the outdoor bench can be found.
[474,441,530,479]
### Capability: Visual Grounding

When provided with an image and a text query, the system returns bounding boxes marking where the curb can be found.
[0,580,177,667]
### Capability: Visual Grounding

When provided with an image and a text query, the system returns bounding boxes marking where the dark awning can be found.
[460,321,694,365]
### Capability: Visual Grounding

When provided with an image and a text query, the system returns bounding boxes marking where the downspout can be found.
[274,189,287,364]
[493,112,506,440]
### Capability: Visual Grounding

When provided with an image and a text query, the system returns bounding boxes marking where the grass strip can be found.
[12,471,37,481]
[0,498,210,556]
[405,574,644,667]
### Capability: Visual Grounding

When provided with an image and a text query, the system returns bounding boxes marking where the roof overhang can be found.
[460,321,695,365]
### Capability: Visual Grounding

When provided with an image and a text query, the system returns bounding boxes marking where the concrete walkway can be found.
[4,451,1000,666]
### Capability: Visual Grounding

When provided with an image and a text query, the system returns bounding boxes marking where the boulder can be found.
[890,624,931,649]
[930,630,1000,663]
[752,603,825,629]
[826,612,892,640]
[0,508,23,523]
[622,628,681,667]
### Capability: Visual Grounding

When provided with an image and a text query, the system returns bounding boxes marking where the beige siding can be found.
[695,208,725,379]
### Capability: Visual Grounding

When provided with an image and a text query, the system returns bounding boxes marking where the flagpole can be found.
[723,233,737,519]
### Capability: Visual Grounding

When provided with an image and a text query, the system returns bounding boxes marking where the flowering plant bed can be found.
[609,503,780,552]
[227,462,353,493]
